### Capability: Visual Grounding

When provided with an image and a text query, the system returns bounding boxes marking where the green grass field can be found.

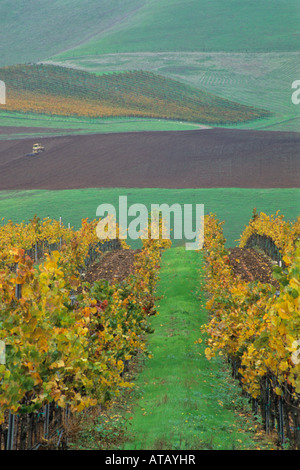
[72,247,274,450]
[0,0,144,67]
[52,0,299,60]
[0,110,201,139]
[0,188,299,247]
[121,247,274,450]
[1,1,298,67]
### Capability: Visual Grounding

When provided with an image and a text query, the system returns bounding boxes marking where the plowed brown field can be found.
[0,128,299,189]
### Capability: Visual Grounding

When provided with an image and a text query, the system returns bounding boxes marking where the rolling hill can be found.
[0,0,299,68]
[53,0,300,60]
[0,64,270,124]
[0,0,144,67]
[0,1,298,131]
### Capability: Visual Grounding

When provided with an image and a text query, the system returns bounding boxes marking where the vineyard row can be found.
[0,215,171,437]
[203,211,300,448]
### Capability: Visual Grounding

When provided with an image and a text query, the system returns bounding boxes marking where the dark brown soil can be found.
[83,245,279,291]
[83,249,140,285]
[228,247,279,287]
[0,128,299,189]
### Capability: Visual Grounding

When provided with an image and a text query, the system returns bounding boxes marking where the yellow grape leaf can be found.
[282,255,292,266]
[119,381,134,388]
[32,372,42,386]
[278,323,287,336]
[38,337,49,352]
[279,361,289,372]
[278,302,292,320]
[50,359,65,369]
[76,402,86,412]
[205,348,214,360]
[57,396,66,408]
[32,327,44,339]
[69,276,80,289]
[50,251,60,262]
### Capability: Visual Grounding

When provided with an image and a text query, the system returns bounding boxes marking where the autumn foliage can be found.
[203,212,300,400]
[0,216,170,423]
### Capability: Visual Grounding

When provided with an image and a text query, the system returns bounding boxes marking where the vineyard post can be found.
[252,398,258,416]
[15,263,22,300]
[4,262,23,450]
[7,266,23,449]
[59,217,62,250]
[64,404,71,447]
[70,291,76,306]
[44,404,50,440]
[278,397,285,445]
[6,412,15,450]
[265,377,271,435]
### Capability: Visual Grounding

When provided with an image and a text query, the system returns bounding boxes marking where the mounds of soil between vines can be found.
[83,249,141,285]
[228,247,279,288]
[83,246,279,289]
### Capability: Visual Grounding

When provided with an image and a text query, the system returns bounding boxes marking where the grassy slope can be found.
[122,247,273,450]
[53,0,300,59]
[48,51,300,132]
[0,0,144,66]
[0,0,298,68]
[0,188,299,248]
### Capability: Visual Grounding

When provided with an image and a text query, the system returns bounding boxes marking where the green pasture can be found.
[0,0,298,67]
[0,188,299,248]
[0,0,143,67]
[52,0,299,61]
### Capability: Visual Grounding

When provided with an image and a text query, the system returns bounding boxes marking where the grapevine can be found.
[203,212,300,402]
[0,216,170,423]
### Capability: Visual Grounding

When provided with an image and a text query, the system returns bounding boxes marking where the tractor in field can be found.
[32,143,45,154]
[26,143,45,156]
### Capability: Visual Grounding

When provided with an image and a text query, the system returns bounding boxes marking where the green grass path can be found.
[123,247,272,450]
